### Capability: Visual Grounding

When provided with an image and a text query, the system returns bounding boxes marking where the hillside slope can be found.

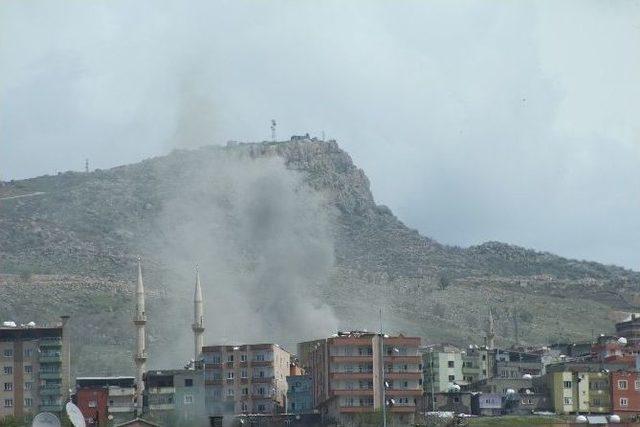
[1,139,638,375]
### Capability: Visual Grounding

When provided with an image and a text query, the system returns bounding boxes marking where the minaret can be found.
[133,258,147,415]
[192,266,205,364]
[486,307,496,349]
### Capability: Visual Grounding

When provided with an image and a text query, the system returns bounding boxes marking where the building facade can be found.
[144,369,206,425]
[75,376,136,426]
[0,318,70,418]
[286,374,313,414]
[611,371,640,418]
[421,344,463,393]
[202,344,291,416]
[308,332,421,425]
[547,370,611,414]
[616,314,640,346]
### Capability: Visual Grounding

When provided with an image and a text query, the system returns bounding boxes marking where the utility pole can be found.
[85,158,89,173]
[379,309,387,427]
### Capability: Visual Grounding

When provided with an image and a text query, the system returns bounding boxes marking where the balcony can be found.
[330,356,373,363]
[39,338,62,348]
[383,356,421,364]
[251,376,275,383]
[149,403,174,411]
[386,372,421,380]
[148,387,175,394]
[389,405,416,413]
[109,404,135,413]
[40,384,62,396]
[386,389,423,396]
[333,389,374,396]
[251,360,272,367]
[40,404,63,412]
[107,387,135,397]
[39,371,62,380]
[339,406,374,413]
[39,354,62,363]
[329,372,373,380]
[205,379,222,386]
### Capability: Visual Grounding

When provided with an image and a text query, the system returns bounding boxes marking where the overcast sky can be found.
[1,0,639,270]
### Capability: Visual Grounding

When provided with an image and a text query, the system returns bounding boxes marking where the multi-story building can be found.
[611,370,640,419]
[286,374,313,414]
[144,369,206,425]
[308,331,422,425]
[75,376,136,425]
[0,318,70,418]
[616,314,640,346]
[202,344,291,416]
[421,344,463,393]
[461,347,492,384]
[546,365,612,414]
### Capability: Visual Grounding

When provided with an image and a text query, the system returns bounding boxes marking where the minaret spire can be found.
[486,307,496,350]
[133,257,147,415]
[192,265,205,364]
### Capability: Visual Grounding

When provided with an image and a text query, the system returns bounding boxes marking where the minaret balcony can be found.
[134,315,147,324]
[192,324,205,333]
[135,351,148,361]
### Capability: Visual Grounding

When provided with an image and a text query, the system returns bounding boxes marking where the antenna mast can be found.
[271,119,277,142]
[85,159,89,173]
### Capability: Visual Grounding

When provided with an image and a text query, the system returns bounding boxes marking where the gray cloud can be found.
[1,0,639,269]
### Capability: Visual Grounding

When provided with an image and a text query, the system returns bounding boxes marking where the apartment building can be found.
[201,344,291,416]
[0,318,70,418]
[421,344,463,393]
[546,367,611,414]
[462,347,492,384]
[144,369,206,425]
[286,374,313,414]
[75,376,136,425]
[308,331,422,425]
[611,370,640,418]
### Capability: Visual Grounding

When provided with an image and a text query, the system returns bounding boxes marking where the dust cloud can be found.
[147,146,339,366]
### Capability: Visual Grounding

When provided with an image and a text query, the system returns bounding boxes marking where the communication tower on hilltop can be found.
[271,119,277,142]
[85,158,89,173]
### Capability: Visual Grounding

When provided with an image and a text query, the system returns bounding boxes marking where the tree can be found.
[438,275,451,291]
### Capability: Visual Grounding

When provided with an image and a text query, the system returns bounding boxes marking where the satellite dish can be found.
[65,402,86,427]
[618,337,628,345]
[32,412,61,427]
[609,414,621,423]
[575,415,587,423]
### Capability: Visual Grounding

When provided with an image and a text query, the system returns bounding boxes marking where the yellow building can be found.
[547,370,611,414]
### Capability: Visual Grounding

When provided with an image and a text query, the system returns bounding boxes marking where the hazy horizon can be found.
[1,0,639,270]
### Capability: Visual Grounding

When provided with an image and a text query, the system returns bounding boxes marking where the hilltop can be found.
[1,139,638,375]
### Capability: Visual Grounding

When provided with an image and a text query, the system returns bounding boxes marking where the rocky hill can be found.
[1,139,638,375]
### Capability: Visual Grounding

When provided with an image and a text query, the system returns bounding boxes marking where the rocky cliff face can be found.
[1,139,638,375]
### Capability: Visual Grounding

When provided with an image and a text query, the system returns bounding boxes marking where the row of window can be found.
[2,366,34,375]
[204,353,271,364]
[3,349,36,358]
[617,379,640,390]
[206,369,272,380]
[4,398,34,407]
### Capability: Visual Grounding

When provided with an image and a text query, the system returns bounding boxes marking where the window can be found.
[621,397,629,407]
[4,383,12,391]
[482,355,486,361]
[227,355,234,362]
[3,349,12,358]
[184,395,193,404]
[257,404,266,412]
[227,388,234,396]
[24,348,33,358]
[88,400,97,408]
[635,380,640,391]
[564,397,572,405]
[4,366,12,375]
[184,378,193,387]
[24,365,32,373]
[619,380,628,390]
[259,387,265,395]
[227,372,234,380]
[242,387,248,395]
[24,382,32,391]
[592,398,601,406]
[241,402,248,411]
[241,369,247,378]
[448,361,455,368]
[448,375,455,381]
[4,399,12,408]
[24,398,33,407]
[453,396,460,403]
[256,354,265,361]
[563,381,572,389]
[241,354,247,362]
